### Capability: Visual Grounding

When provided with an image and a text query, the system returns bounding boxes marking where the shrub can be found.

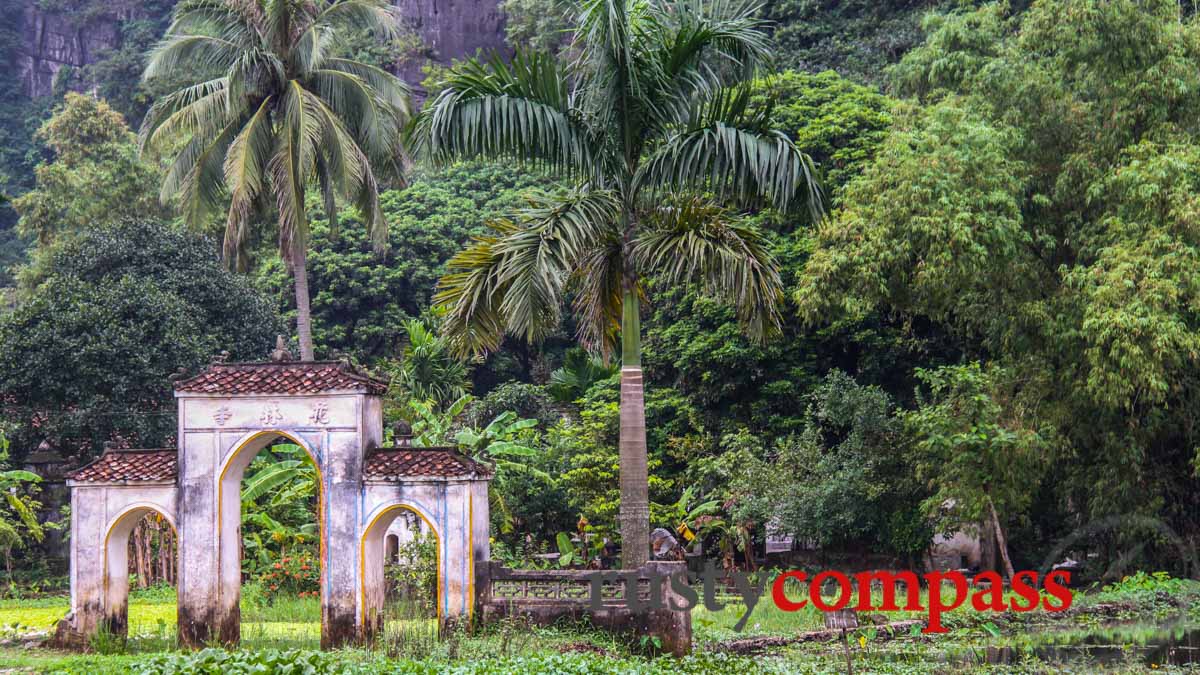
[253,549,320,603]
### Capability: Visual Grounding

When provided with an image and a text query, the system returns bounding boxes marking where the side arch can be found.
[102,503,177,637]
[359,502,443,641]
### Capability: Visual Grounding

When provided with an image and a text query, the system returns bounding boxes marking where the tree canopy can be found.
[0,220,279,461]
[797,0,1200,565]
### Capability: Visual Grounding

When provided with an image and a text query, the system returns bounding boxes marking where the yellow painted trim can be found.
[216,430,326,611]
[101,504,177,618]
[359,505,443,631]
[467,492,474,622]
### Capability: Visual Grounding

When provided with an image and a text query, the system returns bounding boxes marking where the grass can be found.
[0,578,1196,673]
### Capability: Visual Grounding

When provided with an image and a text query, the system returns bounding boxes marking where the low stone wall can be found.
[482,561,693,656]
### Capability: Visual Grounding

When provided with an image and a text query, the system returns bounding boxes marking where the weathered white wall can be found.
[177,391,373,647]
[65,483,177,638]
[359,478,489,635]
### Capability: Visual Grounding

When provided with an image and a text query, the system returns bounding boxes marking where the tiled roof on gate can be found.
[66,449,177,482]
[173,361,388,395]
[364,447,493,480]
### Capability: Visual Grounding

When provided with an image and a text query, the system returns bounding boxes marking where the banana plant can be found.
[455,411,540,467]
[0,430,44,580]
[654,486,722,552]
[404,395,472,446]
[455,411,546,535]
[240,444,319,571]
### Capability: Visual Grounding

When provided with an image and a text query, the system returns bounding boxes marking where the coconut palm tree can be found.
[415,0,822,566]
[139,0,412,360]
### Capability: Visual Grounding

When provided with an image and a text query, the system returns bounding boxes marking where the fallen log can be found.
[713,619,926,655]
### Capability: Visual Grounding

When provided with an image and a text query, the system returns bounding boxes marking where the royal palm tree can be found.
[415,0,822,566]
[140,0,412,360]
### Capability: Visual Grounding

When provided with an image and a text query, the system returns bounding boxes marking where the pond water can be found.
[960,622,1200,668]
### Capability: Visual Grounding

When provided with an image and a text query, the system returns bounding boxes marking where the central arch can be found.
[217,429,324,645]
[359,503,443,642]
[102,503,177,638]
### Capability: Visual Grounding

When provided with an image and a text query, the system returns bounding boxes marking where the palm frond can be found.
[323,58,412,119]
[636,0,772,128]
[167,0,259,48]
[435,189,622,356]
[270,89,310,259]
[164,117,242,227]
[300,85,389,251]
[309,67,406,170]
[144,34,244,81]
[635,86,823,218]
[310,0,401,41]
[494,190,621,341]
[289,23,337,76]
[223,96,275,263]
[633,197,784,341]
[225,49,286,108]
[570,238,625,359]
[572,0,635,131]
[412,51,595,177]
[138,78,230,152]
[435,226,512,357]
[657,0,771,81]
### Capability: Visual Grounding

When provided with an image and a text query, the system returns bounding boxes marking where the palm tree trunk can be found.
[292,235,316,361]
[618,288,650,568]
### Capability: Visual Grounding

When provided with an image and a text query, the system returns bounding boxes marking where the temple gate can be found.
[58,359,491,648]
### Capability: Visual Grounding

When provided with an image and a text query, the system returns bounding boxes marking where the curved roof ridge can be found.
[364,446,493,480]
[174,360,388,395]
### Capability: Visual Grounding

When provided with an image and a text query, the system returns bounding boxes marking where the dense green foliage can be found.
[13,93,165,247]
[732,371,930,558]
[1,0,1198,597]
[799,0,1200,572]
[0,220,279,461]
[767,0,963,84]
[752,70,894,200]
[254,163,547,361]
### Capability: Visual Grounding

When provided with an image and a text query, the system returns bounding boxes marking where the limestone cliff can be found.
[9,0,509,99]
[13,1,141,98]
[394,0,509,82]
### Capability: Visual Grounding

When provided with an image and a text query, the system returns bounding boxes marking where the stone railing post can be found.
[640,560,693,656]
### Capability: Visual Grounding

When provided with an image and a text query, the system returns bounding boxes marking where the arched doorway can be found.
[102,504,177,639]
[218,430,323,647]
[360,503,441,646]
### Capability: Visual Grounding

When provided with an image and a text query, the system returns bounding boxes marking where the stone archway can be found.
[59,449,177,645]
[359,503,442,641]
[59,358,493,650]
[214,430,325,647]
[101,504,178,638]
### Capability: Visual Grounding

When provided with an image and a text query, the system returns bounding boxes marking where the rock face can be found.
[394,0,510,82]
[10,0,510,99]
[13,2,139,98]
